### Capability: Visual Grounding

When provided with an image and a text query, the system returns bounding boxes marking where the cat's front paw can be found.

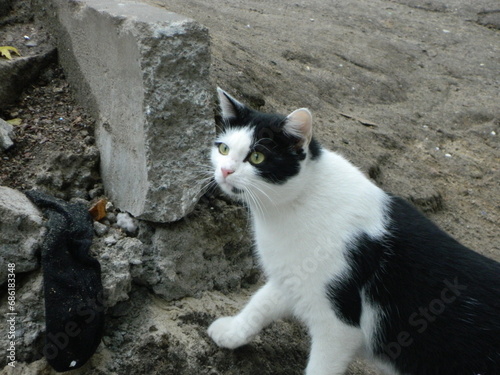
[208,316,254,349]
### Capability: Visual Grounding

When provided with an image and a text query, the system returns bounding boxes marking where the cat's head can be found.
[211,88,321,208]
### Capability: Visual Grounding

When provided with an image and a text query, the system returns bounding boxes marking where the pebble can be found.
[106,213,117,224]
[88,185,104,199]
[104,235,117,246]
[93,221,109,237]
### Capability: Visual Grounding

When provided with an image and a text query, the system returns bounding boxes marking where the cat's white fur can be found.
[208,96,391,375]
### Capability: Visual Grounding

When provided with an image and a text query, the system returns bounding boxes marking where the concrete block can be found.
[36,0,214,222]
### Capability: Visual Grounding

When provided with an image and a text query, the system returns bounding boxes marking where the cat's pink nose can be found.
[221,168,234,179]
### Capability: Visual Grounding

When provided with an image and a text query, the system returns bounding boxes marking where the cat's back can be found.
[367,195,500,375]
[383,195,500,289]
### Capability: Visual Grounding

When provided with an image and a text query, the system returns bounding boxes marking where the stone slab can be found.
[35,0,215,222]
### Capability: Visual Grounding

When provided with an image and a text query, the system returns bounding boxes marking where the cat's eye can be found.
[249,151,265,165]
[218,143,230,155]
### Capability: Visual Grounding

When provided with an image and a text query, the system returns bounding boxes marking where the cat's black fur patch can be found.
[326,233,386,327]
[220,97,321,184]
[327,195,500,375]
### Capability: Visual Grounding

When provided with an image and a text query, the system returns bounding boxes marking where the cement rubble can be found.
[34,0,215,223]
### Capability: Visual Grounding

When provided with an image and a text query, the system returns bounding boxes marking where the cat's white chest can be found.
[253,210,349,304]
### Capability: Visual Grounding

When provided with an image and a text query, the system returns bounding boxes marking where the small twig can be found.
[338,112,380,127]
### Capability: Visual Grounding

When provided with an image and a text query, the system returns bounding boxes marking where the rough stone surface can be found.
[0,119,14,151]
[0,51,57,110]
[90,196,256,305]
[0,186,43,284]
[0,272,45,366]
[96,236,143,309]
[35,0,215,222]
[134,197,256,301]
[33,147,101,201]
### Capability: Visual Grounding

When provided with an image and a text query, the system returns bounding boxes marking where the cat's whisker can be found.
[241,184,266,220]
[253,138,274,154]
[242,187,261,216]
[246,184,278,222]
[246,180,281,215]
[192,166,219,196]
[243,191,257,218]
[192,169,214,179]
[238,179,262,209]
[197,175,219,197]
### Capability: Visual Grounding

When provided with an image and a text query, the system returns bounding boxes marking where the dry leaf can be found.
[0,46,21,60]
[89,198,108,221]
[6,118,22,126]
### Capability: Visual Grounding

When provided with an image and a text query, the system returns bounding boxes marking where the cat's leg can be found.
[305,315,363,375]
[208,281,291,349]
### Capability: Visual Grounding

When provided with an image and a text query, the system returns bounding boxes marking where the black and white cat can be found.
[207,88,500,375]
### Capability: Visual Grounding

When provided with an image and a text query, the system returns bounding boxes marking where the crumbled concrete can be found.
[33,147,100,201]
[134,198,256,301]
[97,236,144,308]
[35,0,215,222]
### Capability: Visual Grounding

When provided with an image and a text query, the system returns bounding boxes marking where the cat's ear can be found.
[284,108,313,148]
[217,87,245,119]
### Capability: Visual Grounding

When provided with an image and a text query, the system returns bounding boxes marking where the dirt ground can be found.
[0,64,98,193]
